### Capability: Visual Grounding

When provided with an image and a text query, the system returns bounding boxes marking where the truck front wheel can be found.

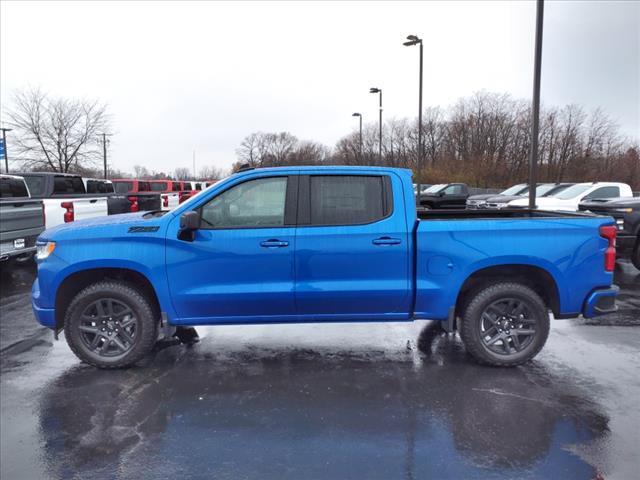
[64,281,159,369]
[459,282,550,367]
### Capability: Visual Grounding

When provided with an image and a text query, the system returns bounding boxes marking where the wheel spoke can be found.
[106,299,114,316]
[510,334,522,351]
[110,335,127,352]
[118,328,135,345]
[117,306,133,320]
[95,300,106,318]
[512,302,525,317]
[120,316,135,328]
[486,332,503,346]
[483,325,498,338]
[512,328,535,336]
[482,312,498,326]
[89,333,103,349]
[502,337,511,354]
[79,325,99,333]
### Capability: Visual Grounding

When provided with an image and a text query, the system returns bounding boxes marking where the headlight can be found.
[494,203,508,209]
[613,208,633,213]
[36,241,56,260]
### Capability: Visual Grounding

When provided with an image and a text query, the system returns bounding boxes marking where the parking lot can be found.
[0,260,638,479]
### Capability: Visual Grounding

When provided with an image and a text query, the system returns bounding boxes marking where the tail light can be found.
[61,201,74,223]
[599,225,616,272]
[128,196,139,213]
[162,195,169,208]
[179,193,188,204]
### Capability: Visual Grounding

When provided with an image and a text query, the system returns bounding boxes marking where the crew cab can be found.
[508,182,633,211]
[111,179,162,214]
[419,183,469,209]
[17,172,109,230]
[147,180,186,209]
[0,174,45,263]
[580,196,640,270]
[32,166,619,369]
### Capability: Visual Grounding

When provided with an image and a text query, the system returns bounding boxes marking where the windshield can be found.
[535,184,557,196]
[500,184,527,196]
[542,184,571,197]
[551,184,591,199]
[424,184,446,194]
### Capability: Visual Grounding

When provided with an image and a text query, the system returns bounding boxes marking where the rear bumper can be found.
[582,285,619,318]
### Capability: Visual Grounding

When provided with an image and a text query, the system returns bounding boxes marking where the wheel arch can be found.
[55,267,162,331]
[454,264,561,319]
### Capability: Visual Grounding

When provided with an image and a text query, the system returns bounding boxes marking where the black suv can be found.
[579,196,640,270]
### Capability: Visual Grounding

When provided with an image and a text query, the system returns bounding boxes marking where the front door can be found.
[294,173,411,320]
[166,175,297,323]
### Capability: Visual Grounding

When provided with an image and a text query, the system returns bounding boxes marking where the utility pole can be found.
[528,0,544,210]
[1,128,12,173]
[99,133,112,179]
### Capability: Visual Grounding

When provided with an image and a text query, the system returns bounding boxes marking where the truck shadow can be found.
[35,325,609,479]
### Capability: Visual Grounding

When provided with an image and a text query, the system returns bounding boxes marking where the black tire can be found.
[459,282,550,367]
[64,281,158,369]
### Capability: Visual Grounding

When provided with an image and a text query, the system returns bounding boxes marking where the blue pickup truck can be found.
[32,166,618,368]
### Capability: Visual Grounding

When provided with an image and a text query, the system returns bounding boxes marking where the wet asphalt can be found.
[0,261,638,480]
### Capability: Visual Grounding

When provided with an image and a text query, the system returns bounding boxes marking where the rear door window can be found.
[22,175,45,197]
[308,175,389,226]
[53,176,86,194]
[150,182,168,192]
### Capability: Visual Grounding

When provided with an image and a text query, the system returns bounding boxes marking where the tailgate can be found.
[0,200,44,237]
[73,197,109,220]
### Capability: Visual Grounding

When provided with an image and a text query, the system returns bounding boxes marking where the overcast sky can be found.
[1,0,638,175]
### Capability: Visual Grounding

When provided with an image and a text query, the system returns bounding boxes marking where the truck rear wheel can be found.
[64,281,158,369]
[459,282,549,367]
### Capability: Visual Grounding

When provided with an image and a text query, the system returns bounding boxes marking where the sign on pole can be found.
[0,138,5,158]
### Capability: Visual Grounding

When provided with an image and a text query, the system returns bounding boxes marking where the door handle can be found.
[260,239,289,248]
[372,237,401,246]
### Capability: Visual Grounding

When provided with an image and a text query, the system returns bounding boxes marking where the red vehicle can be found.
[111,179,162,213]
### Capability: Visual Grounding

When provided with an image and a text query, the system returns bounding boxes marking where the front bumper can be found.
[582,285,619,318]
[32,278,56,328]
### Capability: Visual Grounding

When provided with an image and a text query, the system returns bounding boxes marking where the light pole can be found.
[369,88,382,160]
[352,112,363,160]
[404,35,423,206]
[528,0,544,210]
[1,128,12,173]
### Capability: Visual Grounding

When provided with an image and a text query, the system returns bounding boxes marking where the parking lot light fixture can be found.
[369,88,382,160]
[1,127,13,173]
[403,34,423,206]
[352,113,363,160]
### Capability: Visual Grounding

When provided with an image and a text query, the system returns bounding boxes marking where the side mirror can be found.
[438,191,446,197]
[180,211,200,231]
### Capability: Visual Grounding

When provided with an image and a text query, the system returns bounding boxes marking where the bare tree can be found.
[133,165,151,178]
[173,167,191,180]
[197,165,226,180]
[5,88,109,172]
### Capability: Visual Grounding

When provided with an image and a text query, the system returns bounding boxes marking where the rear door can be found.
[294,173,411,319]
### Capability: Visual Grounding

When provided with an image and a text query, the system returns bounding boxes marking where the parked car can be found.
[580,196,640,270]
[111,179,162,214]
[413,183,433,195]
[17,172,109,230]
[419,183,469,209]
[0,174,45,263]
[147,180,185,209]
[83,178,114,194]
[32,166,618,369]
[483,183,575,209]
[508,182,633,211]
[466,183,529,209]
